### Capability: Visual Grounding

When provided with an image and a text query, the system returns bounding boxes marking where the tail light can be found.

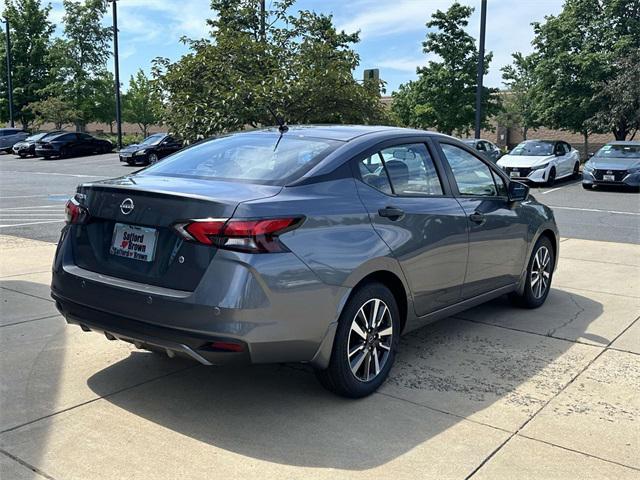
[64,198,89,224]
[174,217,303,253]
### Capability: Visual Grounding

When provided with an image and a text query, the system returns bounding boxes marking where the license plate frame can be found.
[510,170,520,178]
[110,223,158,262]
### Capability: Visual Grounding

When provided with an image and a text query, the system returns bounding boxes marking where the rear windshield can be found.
[139,133,340,185]
[25,132,48,141]
[594,144,640,159]
[510,141,554,156]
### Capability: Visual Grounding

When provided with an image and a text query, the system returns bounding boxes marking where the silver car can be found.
[52,126,559,397]
[0,127,29,153]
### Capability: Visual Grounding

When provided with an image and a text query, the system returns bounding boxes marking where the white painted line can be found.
[0,205,65,210]
[541,187,563,194]
[549,205,640,216]
[2,170,100,178]
[0,194,68,199]
[0,214,64,216]
[0,220,64,228]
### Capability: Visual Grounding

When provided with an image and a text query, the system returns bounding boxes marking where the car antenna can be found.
[267,105,288,151]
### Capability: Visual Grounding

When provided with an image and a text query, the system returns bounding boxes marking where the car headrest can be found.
[385,160,409,185]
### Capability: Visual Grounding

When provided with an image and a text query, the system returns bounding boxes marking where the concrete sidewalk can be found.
[0,234,638,479]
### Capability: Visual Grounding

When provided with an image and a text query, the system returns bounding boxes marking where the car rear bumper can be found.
[53,293,250,365]
[51,228,349,368]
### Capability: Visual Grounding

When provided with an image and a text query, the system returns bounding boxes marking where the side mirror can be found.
[508,181,529,202]
[588,152,594,158]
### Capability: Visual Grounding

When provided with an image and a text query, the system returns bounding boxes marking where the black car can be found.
[35,132,113,159]
[12,131,64,157]
[462,138,502,162]
[119,133,183,165]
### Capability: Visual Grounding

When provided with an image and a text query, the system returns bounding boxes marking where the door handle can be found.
[378,206,405,220]
[469,211,485,224]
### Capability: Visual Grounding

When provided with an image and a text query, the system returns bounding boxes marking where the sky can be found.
[2,0,565,93]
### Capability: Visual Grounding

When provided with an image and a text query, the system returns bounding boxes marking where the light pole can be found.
[474,0,487,139]
[2,17,14,127]
[109,0,122,149]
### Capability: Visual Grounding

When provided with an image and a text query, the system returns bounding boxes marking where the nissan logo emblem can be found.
[120,198,134,215]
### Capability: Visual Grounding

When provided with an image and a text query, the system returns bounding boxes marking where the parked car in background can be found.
[497,139,580,187]
[35,132,112,159]
[12,131,64,157]
[0,128,29,153]
[462,138,502,162]
[582,141,640,190]
[52,125,558,398]
[119,133,183,166]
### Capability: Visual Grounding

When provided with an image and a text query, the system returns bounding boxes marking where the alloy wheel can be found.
[347,298,393,382]
[530,246,551,299]
[149,153,159,164]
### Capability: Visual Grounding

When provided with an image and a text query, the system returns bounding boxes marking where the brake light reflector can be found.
[175,217,302,253]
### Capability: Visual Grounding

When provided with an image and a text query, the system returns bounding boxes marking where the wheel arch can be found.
[348,270,409,334]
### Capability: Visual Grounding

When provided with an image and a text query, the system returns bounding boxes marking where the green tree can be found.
[588,51,640,140]
[153,0,386,141]
[0,0,55,129]
[123,69,162,137]
[47,0,112,131]
[27,95,79,129]
[391,2,500,136]
[530,0,640,154]
[91,71,116,133]
[500,52,539,140]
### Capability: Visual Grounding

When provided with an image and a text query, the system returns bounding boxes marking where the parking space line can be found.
[0,220,64,228]
[541,187,563,194]
[0,194,68,199]
[2,170,101,178]
[549,205,640,216]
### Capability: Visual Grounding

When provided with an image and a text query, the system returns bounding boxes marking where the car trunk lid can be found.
[70,175,281,291]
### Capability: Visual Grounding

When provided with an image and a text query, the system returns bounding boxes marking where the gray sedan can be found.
[52,125,558,398]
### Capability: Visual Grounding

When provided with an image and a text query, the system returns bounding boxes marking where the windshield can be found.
[139,133,340,185]
[140,134,165,146]
[510,141,554,156]
[25,132,48,142]
[594,144,640,160]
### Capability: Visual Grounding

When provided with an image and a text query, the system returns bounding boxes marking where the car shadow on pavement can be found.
[77,288,604,471]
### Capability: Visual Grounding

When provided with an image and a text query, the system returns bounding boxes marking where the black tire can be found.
[315,282,400,398]
[59,147,68,159]
[126,158,135,166]
[42,155,51,160]
[18,153,26,158]
[148,153,159,165]
[510,236,555,309]
[572,162,580,179]
[545,167,556,187]
[582,183,592,190]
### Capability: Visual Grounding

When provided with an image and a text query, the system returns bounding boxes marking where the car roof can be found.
[248,125,434,142]
[607,141,640,146]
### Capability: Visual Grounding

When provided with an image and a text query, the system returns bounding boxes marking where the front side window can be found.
[440,143,498,196]
[141,133,339,185]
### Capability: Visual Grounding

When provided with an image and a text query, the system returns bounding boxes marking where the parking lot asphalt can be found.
[1,152,639,244]
[0,151,639,479]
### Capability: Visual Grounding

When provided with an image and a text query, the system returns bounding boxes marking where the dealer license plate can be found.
[603,174,615,182]
[509,170,520,178]
[110,223,158,262]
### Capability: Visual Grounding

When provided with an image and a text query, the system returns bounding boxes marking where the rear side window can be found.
[141,133,339,185]
[440,143,498,196]
[359,154,393,194]
[380,144,443,195]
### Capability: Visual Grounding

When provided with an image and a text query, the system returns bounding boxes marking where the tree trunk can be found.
[613,124,627,141]
[582,131,589,162]
[522,125,528,141]
[109,122,114,135]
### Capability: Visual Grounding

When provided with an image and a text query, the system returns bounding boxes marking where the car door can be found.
[437,141,529,299]
[553,142,571,176]
[354,139,469,318]
[158,136,180,158]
